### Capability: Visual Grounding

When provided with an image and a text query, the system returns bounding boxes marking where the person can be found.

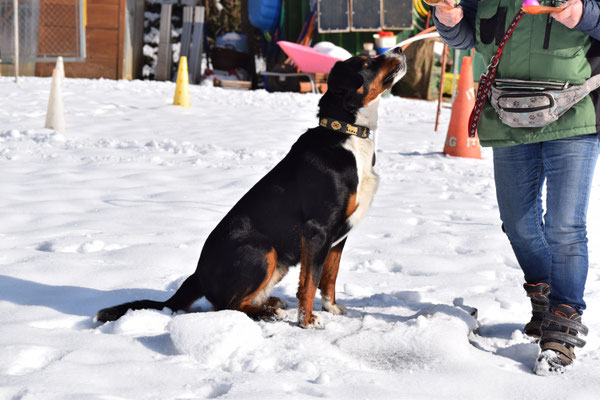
[431,0,600,374]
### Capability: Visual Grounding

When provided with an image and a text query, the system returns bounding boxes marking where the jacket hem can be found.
[480,126,600,147]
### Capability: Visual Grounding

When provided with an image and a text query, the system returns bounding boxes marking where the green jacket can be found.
[437,0,600,147]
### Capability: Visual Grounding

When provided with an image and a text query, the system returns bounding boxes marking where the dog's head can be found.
[318,47,407,128]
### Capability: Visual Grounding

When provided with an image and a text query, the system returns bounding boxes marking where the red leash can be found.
[468,10,525,137]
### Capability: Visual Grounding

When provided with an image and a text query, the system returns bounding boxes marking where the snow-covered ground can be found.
[1,76,600,399]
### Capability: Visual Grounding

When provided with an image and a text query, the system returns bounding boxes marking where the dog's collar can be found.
[318,117,370,139]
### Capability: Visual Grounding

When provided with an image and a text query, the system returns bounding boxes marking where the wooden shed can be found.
[34,0,145,79]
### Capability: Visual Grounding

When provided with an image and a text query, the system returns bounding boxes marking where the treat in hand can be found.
[522,0,565,14]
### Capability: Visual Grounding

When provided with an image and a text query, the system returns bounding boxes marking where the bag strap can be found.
[468,10,525,138]
[583,74,600,93]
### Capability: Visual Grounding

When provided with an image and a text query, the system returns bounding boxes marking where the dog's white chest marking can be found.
[343,136,379,229]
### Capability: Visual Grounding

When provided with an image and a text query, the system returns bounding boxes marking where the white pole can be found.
[13,0,19,83]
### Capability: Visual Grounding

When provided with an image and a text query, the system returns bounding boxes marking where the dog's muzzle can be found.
[382,47,407,84]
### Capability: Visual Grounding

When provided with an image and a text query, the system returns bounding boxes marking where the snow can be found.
[1,76,600,399]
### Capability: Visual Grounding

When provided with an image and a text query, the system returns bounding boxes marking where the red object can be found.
[443,56,482,160]
[277,41,344,74]
[469,10,525,138]
[521,5,564,14]
[378,31,394,37]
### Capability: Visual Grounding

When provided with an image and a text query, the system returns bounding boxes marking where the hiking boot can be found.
[523,282,550,338]
[534,304,588,375]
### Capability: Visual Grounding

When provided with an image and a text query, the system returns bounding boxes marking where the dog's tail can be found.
[95,274,203,323]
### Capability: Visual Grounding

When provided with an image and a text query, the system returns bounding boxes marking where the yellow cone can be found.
[173,56,190,108]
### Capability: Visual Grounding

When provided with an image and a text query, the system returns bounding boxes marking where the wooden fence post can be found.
[156,0,176,81]
[188,6,205,84]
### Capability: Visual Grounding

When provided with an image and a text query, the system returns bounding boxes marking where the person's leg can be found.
[534,133,599,374]
[542,133,600,312]
[493,143,551,284]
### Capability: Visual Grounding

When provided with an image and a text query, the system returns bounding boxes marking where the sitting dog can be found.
[96,47,407,328]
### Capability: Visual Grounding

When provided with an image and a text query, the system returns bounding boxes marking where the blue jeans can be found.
[493,133,600,313]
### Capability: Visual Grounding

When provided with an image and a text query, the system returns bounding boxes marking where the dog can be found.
[96,47,407,328]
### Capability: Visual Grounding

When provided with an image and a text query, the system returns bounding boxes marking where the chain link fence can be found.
[0,0,85,63]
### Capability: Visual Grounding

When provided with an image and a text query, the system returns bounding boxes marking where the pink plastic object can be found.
[522,0,540,6]
[277,41,343,74]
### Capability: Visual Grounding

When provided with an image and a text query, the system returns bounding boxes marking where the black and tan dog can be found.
[96,47,406,328]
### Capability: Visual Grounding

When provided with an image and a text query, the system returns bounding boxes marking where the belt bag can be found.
[490,76,600,128]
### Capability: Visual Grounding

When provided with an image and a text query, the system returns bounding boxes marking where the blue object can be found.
[248,0,282,31]
[375,47,390,55]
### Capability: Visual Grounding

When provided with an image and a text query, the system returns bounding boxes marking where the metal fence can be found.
[0,0,85,63]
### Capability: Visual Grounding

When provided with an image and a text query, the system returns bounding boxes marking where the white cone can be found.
[56,56,65,80]
[45,68,66,132]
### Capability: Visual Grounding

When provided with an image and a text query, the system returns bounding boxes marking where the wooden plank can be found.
[213,79,252,89]
[155,3,173,81]
[37,57,118,78]
[351,0,382,31]
[132,0,146,79]
[382,0,413,30]
[84,28,119,60]
[118,0,126,78]
[88,0,120,6]
[188,6,205,84]
[317,0,350,33]
[87,4,120,29]
[180,6,194,60]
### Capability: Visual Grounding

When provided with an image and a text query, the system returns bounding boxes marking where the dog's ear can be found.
[326,61,364,93]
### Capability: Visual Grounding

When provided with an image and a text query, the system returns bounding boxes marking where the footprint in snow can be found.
[3,345,61,376]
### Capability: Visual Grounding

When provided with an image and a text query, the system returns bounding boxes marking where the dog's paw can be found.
[299,313,323,329]
[266,296,288,309]
[272,307,287,320]
[322,297,347,315]
[259,307,287,321]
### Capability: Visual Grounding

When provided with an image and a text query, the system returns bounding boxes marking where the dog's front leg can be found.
[319,238,348,315]
[297,221,329,328]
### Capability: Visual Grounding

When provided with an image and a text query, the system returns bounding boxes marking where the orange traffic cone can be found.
[443,56,482,159]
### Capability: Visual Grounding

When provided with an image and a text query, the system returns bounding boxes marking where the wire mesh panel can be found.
[0,0,85,62]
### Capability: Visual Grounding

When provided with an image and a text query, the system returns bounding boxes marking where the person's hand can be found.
[552,0,583,29]
[433,0,464,28]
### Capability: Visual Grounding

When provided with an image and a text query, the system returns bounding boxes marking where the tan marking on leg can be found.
[320,242,347,315]
[319,246,343,302]
[237,249,278,319]
[297,237,320,327]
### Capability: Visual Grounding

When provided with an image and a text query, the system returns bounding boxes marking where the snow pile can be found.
[101,309,173,337]
[168,311,264,368]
